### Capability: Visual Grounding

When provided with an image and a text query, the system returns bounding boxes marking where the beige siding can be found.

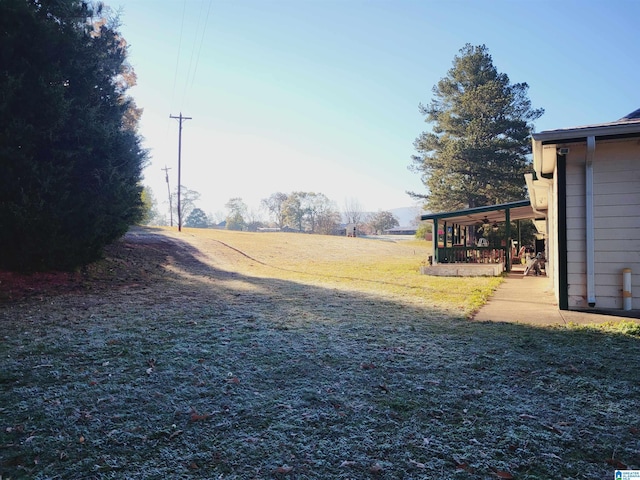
[564,139,640,309]
[593,140,640,309]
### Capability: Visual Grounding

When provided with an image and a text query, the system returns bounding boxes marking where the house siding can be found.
[564,139,640,310]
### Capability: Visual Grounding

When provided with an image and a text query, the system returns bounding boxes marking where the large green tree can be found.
[282,192,339,234]
[410,44,544,212]
[368,211,399,235]
[0,0,146,271]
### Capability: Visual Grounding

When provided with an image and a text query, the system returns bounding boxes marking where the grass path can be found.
[1,227,639,479]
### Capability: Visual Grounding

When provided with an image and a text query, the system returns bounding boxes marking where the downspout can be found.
[586,136,596,307]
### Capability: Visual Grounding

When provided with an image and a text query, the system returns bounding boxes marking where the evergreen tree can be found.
[410,44,543,212]
[225,197,247,231]
[184,208,209,228]
[0,0,146,271]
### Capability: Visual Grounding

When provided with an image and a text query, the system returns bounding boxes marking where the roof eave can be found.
[532,121,640,143]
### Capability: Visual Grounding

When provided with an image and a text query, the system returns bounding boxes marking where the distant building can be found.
[384,227,417,235]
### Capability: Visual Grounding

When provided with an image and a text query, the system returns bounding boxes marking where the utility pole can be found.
[161,165,173,226]
[169,112,192,231]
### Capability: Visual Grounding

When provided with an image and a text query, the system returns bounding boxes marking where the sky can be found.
[114,0,640,222]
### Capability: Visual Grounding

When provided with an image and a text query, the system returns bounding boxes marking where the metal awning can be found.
[420,200,539,226]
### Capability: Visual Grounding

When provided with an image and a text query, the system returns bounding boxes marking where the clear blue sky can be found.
[115,0,640,219]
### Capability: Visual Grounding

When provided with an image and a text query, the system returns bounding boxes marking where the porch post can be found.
[433,218,438,263]
[443,221,448,262]
[505,208,511,272]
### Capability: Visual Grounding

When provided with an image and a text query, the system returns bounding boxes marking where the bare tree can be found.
[171,186,201,225]
[343,197,366,225]
[245,207,265,232]
[261,192,289,228]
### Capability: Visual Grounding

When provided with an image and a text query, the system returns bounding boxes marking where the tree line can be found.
[143,189,404,236]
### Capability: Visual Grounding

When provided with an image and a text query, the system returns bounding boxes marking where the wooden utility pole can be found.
[161,165,173,226]
[169,113,192,231]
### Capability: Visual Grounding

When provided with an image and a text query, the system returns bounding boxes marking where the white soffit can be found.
[525,173,549,211]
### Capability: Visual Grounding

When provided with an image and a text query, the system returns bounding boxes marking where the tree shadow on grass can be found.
[1,227,639,479]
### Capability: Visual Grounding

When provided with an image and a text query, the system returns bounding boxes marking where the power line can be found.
[169,0,188,114]
[182,0,213,109]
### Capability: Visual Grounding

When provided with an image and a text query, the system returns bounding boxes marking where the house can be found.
[527,108,640,311]
[420,108,640,314]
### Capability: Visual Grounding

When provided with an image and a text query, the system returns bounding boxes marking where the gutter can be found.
[524,173,552,218]
[532,121,640,143]
[586,136,596,307]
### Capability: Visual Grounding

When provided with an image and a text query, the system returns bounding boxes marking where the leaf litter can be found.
[0,226,639,479]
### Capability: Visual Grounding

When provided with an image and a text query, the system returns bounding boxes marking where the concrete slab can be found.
[472,268,639,326]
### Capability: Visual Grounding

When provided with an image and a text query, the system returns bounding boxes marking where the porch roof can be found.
[419,199,537,227]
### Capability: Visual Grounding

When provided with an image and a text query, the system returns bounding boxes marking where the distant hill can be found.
[388,206,423,227]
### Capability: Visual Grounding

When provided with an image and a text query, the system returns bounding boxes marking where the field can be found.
[1,226,639,479]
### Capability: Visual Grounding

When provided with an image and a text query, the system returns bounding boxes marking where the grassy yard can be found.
[1,227,638,479]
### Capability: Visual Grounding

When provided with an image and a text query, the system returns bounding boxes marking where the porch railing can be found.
[436,246,506,265]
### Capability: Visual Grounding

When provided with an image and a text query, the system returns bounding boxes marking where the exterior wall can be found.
[564,139,640,310]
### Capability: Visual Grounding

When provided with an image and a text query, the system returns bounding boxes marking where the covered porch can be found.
[420,200,543,276]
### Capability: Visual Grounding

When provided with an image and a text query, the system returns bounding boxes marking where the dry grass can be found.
[1,226,639,479]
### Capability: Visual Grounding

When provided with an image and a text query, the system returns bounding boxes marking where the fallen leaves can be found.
[189,410,211,422]
[461,388,483,399]
[274,464,293,474]
[606,458,628,469]
[542,424,563,435]
[491,470,514,479]
[455,461,475,473]
[518,413,537,420]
